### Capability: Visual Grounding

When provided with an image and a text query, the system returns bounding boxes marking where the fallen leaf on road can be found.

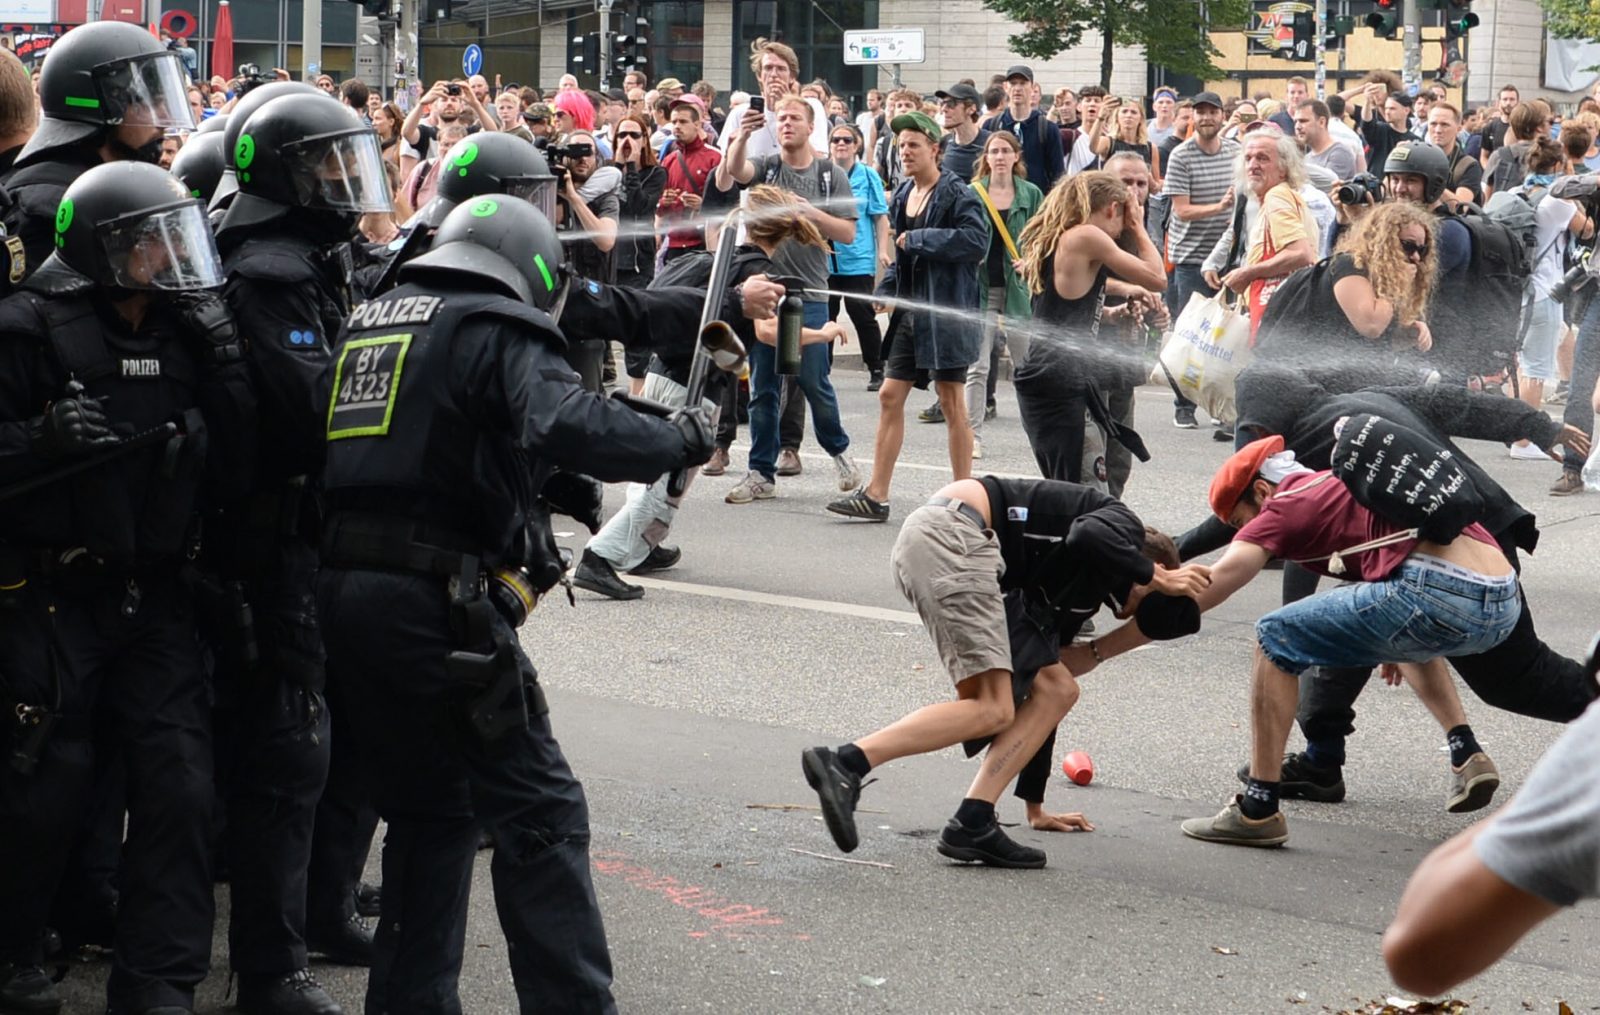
[712,862,722,869]
[858,975,887,989]
[1211,946,1238,956]
[1287,991,1307,1004]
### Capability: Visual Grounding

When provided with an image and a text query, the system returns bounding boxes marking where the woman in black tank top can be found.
[1010,170,1168,490]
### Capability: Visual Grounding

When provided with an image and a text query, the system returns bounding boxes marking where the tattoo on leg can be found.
[984,737,1024,777]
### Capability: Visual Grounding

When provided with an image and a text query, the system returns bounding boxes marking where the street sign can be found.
[1245,0,1312,56]
[842,29,925,66]
[462,43,483,77]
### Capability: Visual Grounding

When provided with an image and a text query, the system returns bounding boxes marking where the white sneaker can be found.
[971,434,984,460]
[725,471,776,504]
[1509,442,1550,461]
[832,453,862,492]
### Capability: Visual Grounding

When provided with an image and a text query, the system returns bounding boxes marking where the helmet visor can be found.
[286,131,393,213]
[502,175,558,224]
[96,52,195,131]
[100,201,224,291]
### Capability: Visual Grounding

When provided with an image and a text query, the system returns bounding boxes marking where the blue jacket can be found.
[986,109,1064,193]
[877,171,989,371]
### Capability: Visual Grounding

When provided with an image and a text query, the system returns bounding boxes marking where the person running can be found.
[1010,170,1167,488]
[1070,436,1522,848]
[802,476,1211,867]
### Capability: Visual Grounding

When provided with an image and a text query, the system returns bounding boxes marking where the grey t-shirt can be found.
[1475,699,1600,906]
[1307,141,1357,182]
[1163,137,1241,265]
[940,128,991,183]
[745,153,857,290]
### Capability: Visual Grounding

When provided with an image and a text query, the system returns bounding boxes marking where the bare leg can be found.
[936,379,973,481]
[965,665,1080,804]
[864,378,911,502]
[1400,658,1469,731]
[1248,644,1303,783]
[856,668,1012,768]
[1514,377,1546,448]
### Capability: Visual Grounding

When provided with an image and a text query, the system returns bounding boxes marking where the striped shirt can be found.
[1163,137,1239,265]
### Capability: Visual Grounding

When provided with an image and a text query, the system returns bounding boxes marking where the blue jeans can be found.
[747,300,849,480]
[1255,560,1520,677]
[1168,263,1217,409]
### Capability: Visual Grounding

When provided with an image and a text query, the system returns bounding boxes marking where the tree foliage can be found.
[1541,0,1600,41]
[981,0,1251,88]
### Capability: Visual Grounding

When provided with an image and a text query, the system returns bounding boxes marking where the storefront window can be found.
[732,0,877,108]
[638,1,704,88]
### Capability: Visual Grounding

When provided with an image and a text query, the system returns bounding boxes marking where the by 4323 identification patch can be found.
[327,334,411,440]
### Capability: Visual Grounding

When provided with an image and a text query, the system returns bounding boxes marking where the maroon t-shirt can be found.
[1235,472,1496,581]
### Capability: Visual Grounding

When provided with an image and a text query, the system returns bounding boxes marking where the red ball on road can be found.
[1062,750,1094,786]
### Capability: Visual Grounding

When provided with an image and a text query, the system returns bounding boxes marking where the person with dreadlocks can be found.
[1010,170,1167,491]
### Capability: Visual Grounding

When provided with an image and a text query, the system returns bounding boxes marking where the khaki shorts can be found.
[890,501,1009,688]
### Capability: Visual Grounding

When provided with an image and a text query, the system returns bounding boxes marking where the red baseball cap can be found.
[1209,435,1285,521]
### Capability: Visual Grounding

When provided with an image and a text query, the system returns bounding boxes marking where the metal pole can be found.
[397,0,418,107]
[1337,0,1347,87]
[598,0,614,91]
[1314,0,1327,99]
[302,0,323,82]
[1401,0,1422,96]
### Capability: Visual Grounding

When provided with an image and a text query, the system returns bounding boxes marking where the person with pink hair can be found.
[552,88,595,133]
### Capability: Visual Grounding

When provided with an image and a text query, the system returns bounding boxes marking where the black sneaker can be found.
[985,400,998,421]
[572,549,644,600]
[825,488,890,522]
[917,402,945,424]
[936,818,1046,869]
[306,912,374,967]
[867,368,884,392]
[801,746,862,852]
[1213,426,1235,443]
[1174,405,1198,429]
[0,964,61,1015]
[629,544,681,574]
[236,969,341,1015]
[1235,751,1346,803]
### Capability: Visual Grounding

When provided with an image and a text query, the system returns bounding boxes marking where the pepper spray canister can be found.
[776,295,804,375]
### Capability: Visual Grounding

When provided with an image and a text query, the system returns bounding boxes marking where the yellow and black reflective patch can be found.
[327,334,411,440]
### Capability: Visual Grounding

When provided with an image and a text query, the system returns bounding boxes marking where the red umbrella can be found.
[212,0,234,82]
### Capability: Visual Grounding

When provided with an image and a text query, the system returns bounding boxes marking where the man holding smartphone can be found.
[716,38,828,157]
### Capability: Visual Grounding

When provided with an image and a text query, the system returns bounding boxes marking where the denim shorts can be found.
[1520,295,1562,382]
[1255,559,1521,677]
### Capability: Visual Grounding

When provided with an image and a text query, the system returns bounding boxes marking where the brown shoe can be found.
[1447,752,1500,813]
[1550,469,1585,497]
[702,447,730,477]
[776,448,803,476]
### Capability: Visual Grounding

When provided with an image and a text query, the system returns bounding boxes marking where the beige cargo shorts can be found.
[889,499,1009,688]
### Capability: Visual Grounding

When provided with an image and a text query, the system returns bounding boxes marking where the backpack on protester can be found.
[1251,258,1333,353]
[1446,202,1534,377]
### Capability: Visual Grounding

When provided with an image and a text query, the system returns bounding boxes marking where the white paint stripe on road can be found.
[722,444,1037,481]
[628,575,922,625]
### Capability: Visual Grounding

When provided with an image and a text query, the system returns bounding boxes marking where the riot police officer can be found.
[169,121,228,206]
[207,93,393,1011]
[0,162,251,1015]
[1,21,195,274]
[315,195,714,1014]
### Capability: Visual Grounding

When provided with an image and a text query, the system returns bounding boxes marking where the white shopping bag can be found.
[1150,292,1254,424]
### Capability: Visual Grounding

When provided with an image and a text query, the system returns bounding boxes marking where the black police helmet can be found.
[24,21,194,158]
[195,112,228,135]
[1383,141,1451,204]
[401,195,564,308]
[229,94,392,215]
[170,131,228,204]
[209,82,324,209]
[51,161,223,291]
[415,132,557,229]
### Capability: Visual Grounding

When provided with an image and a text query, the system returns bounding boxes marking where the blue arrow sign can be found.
[463,44,483,77]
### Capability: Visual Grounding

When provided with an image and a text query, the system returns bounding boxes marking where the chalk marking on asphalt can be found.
[627,575,922,625]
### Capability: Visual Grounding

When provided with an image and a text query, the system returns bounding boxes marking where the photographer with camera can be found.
[400,80,489,167]
[552,129,620,388]
[1549,159,1600,494]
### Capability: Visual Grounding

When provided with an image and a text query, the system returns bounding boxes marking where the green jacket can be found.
[973,176,1043,321]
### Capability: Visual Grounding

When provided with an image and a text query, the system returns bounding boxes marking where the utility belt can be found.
[322,511,547,743]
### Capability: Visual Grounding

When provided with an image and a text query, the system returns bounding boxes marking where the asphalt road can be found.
[55,373,1600,1014]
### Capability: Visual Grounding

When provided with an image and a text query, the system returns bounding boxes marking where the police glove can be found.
[540,470,605,534]
[169,290,245,366]
[30,381,119,458]
[669,405,716,469]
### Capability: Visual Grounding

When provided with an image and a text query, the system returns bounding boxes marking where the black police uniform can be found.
[316,272,697,1013]
[0,262,246,1013]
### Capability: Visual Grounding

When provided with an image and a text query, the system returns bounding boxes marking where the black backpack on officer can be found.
[1444,204,1531,376]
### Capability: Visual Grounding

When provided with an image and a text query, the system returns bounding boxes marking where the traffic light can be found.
[629,17,650,71]
[612,34,637,74]
[570,32,600,73]
[1445,0,1478,38]
[1366,0,1399,39]
[418,0,451,22]
[349,0,395,17]
[1291,12,1314,57]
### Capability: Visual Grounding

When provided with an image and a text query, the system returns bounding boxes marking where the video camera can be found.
[1550,173,1600,303]
[540,141,594,190]
[1335,173,1385,206]
[234,63,273,97]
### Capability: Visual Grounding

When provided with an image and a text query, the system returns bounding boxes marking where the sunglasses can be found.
[1400,238,1429,259]
[616,130,644,139]
[830,136,855,145]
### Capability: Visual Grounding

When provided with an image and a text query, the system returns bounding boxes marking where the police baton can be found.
[0,423,180,505]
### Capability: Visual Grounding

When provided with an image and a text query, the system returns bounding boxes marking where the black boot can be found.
[572,549,643,600]
[305,912,373,967]
[0,964,61,1015]
[866,368,883,392]
[629,544,681,574]
[236,970,342,1015]
[354,882,381,919]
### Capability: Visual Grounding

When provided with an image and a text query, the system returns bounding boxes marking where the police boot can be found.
[353,882,381,919]
[236,970,341,1015]
[305,913,373,967]
[0,964,61,1015]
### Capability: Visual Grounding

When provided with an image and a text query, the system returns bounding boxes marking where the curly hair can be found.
[1336,202,1437,326]
[1015,170,1128,295]
[744,184,827,251]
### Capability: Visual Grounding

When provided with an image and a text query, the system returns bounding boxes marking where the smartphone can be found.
[749,95,765,115]
[1237,111,1257,123]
